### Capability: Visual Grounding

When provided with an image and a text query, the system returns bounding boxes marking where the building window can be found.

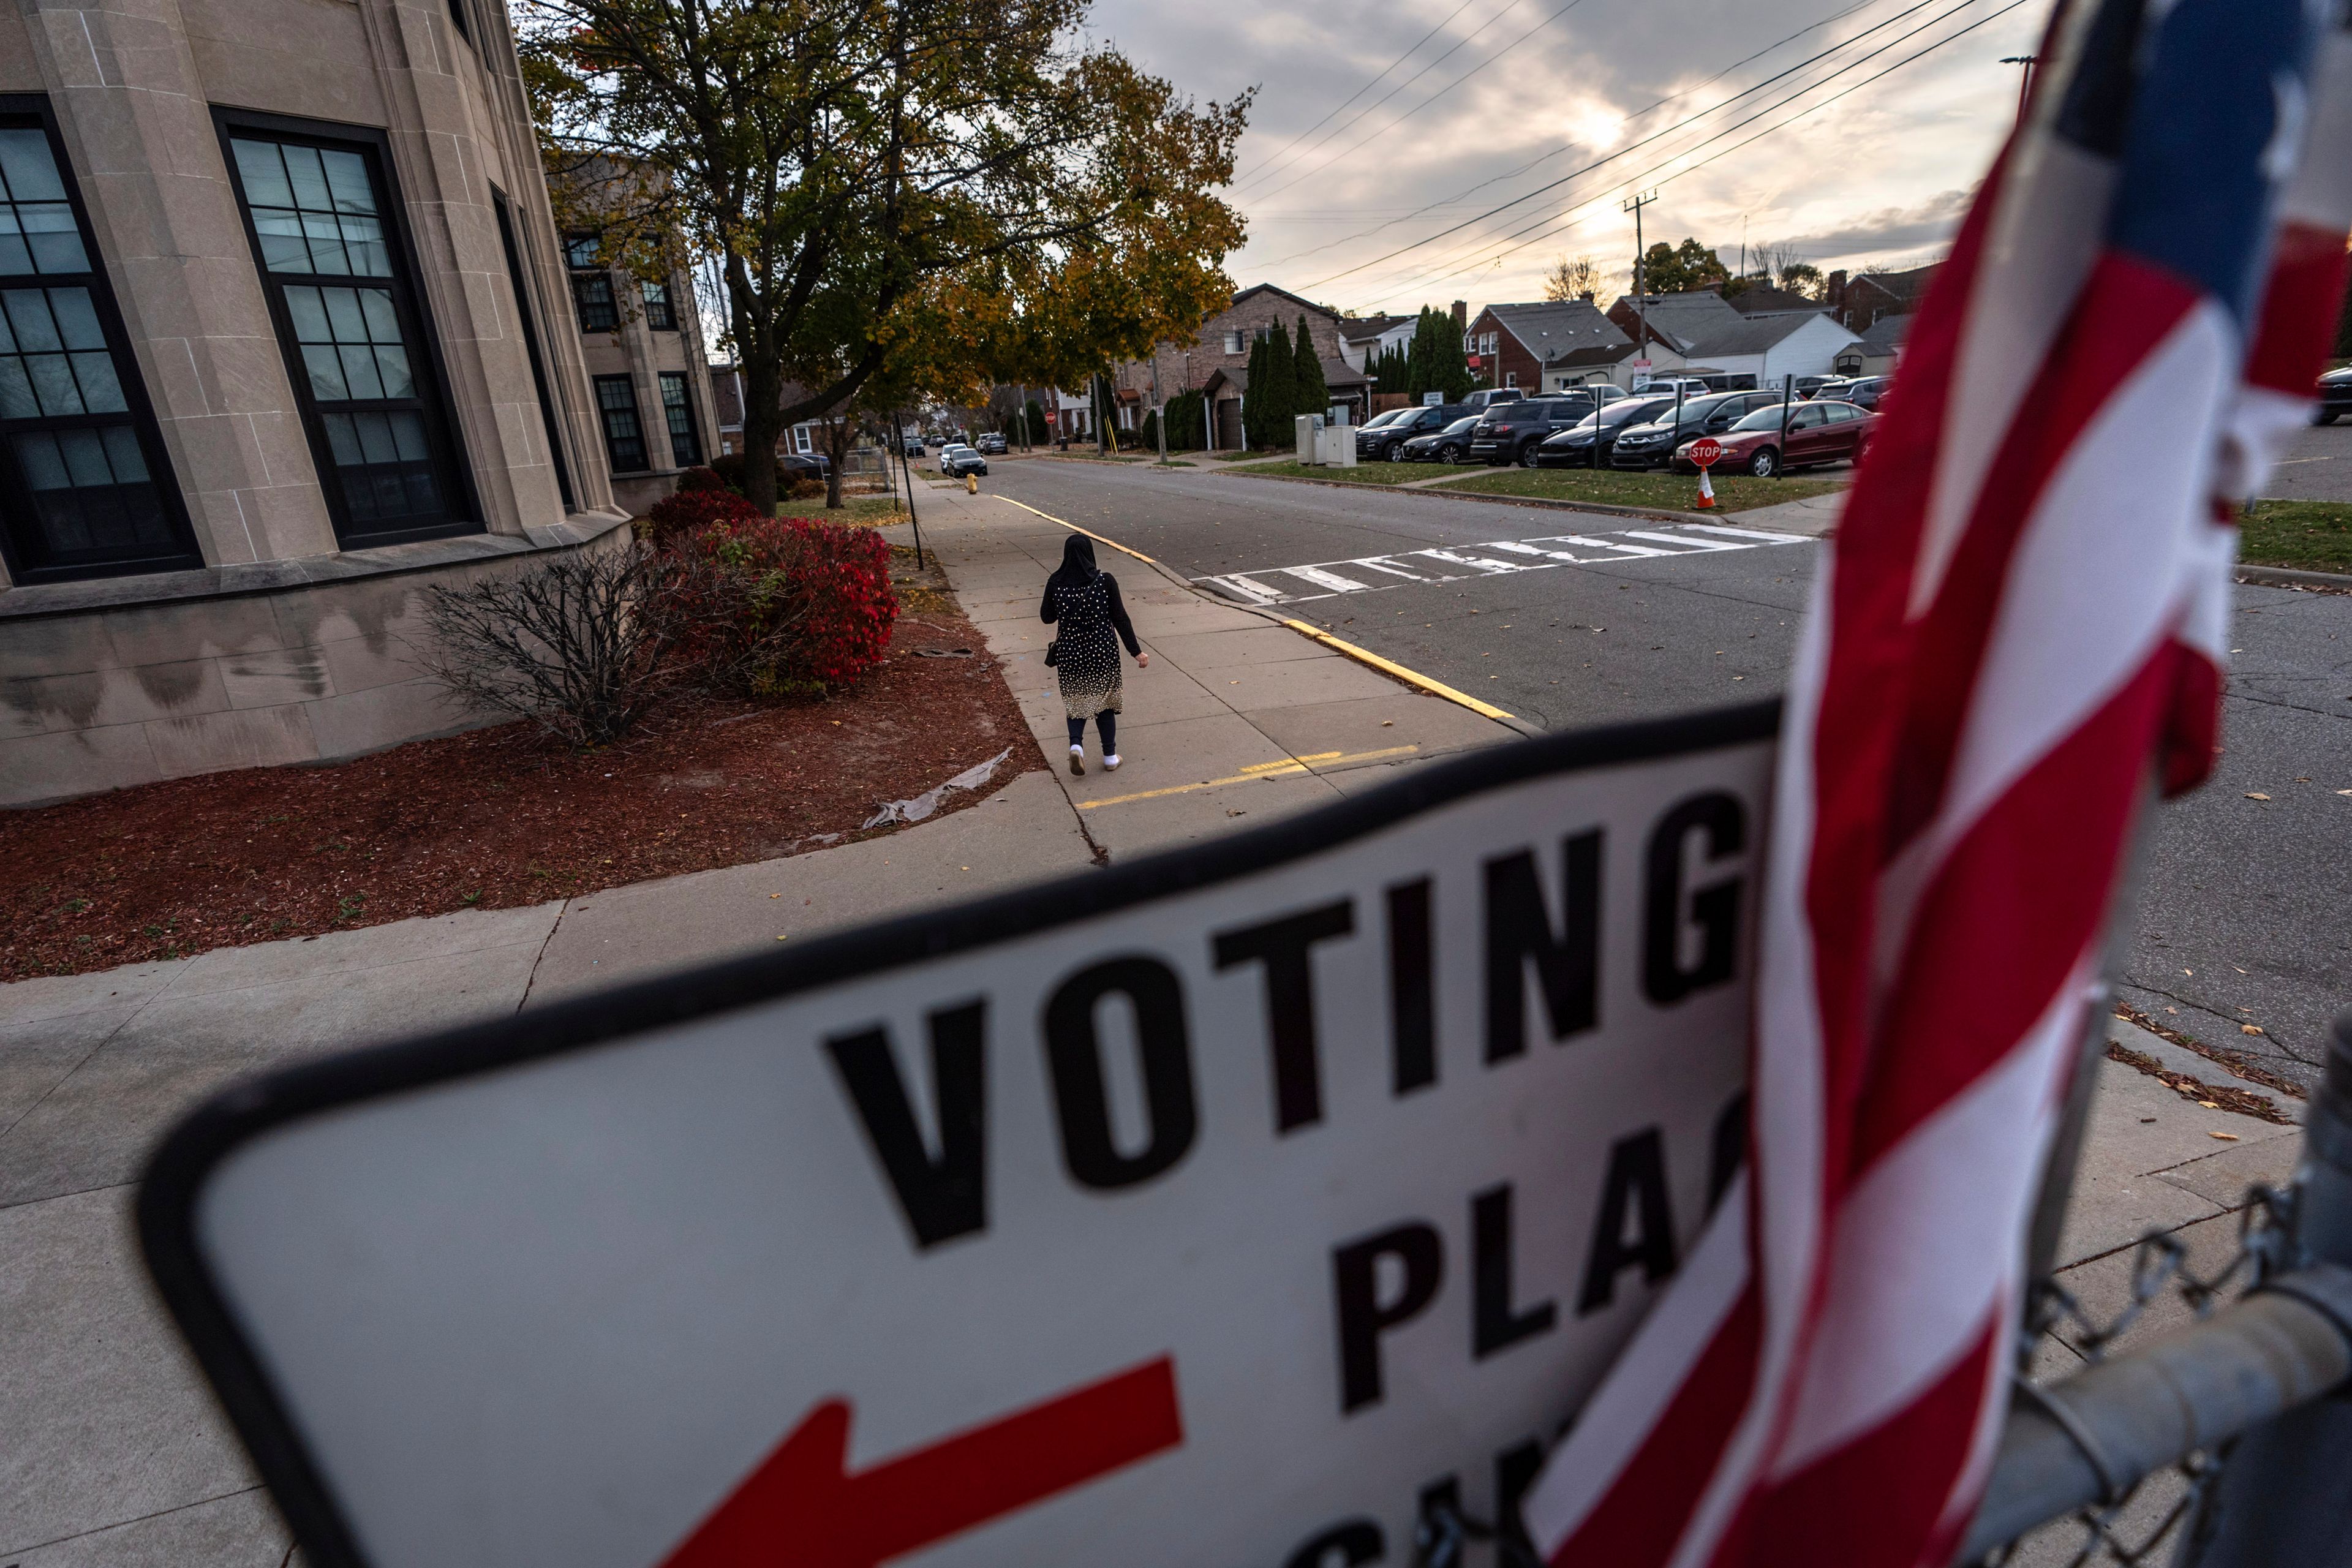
[566,235,617,331]
[792,424,812,455]
[1504,370,1518,388]
[492,191,574,511]
[0,108,201,582]
[658,371,699,467]
[447,0,470,40]
[595,375,647,471]
[222,118,475,548]
[641,279,676,330]
[1223,328,1245,354]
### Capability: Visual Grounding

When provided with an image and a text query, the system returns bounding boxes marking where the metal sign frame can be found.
[136,700,1780,1568]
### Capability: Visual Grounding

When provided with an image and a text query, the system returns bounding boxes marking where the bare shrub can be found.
[418,545,689,747]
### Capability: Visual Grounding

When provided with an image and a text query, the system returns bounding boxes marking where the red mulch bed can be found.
[0,573,1038,983]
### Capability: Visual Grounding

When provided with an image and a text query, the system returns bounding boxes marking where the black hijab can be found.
[1048,533,1100,591]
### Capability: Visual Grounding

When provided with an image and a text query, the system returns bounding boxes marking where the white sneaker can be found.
[1069,744,1085,776]
[1103,754,1122,771]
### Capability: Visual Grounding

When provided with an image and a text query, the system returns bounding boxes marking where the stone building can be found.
[1109,282,1371,449]
[0,0,628,805]
[550,172,720,514]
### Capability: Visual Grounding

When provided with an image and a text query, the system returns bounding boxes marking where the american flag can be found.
[1519,1,2352,1564]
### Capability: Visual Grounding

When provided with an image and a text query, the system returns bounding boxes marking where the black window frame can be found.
[491,188,575,511]
[0,95,202,584]
[565,235,617,333]
[214,108,480,551]
[658,371,701,468]
[640,277,676,331]
[595,374,648,472]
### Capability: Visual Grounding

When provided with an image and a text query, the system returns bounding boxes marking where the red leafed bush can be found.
[643,484,759,548]
[666,517,897,696]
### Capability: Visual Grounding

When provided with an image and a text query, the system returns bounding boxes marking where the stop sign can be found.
[1688,436,1724,469]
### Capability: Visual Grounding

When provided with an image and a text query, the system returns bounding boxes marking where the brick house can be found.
[1827,263,1939,330]
[1108,283,1372,445]
[1463,300,1629,393]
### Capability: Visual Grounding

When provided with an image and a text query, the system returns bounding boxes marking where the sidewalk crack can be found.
[514,900,571,1012]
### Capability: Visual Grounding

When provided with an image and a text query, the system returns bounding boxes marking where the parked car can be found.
[939,443,988,478]
[1532,395,1676,469]
[976,432,1008,454]
[1542,384,1625,418]
[1469,398,1593,466]
[1358,404,1468,461]
[778,451,830,480]
[1675,399,1876,477]
[1459,387,1527,410]
[1815,375,1891,412]
[1635,377,1713,398]
[1789,375,1840,399]
[2317,365,2352,424]
[1607,390,1788,470]
[1399,415,1481,463]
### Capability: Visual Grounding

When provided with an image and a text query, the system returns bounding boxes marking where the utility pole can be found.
[1624,189,1657,390]
[1016,383,1029,452]
[1150,353,1167,466]
[2000,56,2038,127]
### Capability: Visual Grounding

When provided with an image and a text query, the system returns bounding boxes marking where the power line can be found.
[1240,0,1598,207]
[1229,0,1493,187]
[1357,0,2032,300]
[1253,0,1885,270]
[1305,0,2007,296]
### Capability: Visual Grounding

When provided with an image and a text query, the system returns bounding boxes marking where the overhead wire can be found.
[1240,0,1599,206]
[1229,0,1494,187]
[1354,0,2033,300]
[1308,0,2021,296]
[1253,0,1885,268]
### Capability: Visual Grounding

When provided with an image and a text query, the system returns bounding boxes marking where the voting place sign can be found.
[140,704,1777,1568]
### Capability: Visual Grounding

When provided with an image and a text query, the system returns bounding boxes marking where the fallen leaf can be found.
[2199,1100,2220,1109]
[2242,1023,2264,1035]
[2210,1131,2240,1141]
[2245,792,2271,801]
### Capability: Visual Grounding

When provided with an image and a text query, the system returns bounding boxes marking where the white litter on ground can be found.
[862,747,1014,829]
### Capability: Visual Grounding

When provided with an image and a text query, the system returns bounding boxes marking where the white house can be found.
[1338,312,1415,372]
[1681,310,1861,389]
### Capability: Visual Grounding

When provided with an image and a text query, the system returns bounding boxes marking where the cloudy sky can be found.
[1085,0,2048,317]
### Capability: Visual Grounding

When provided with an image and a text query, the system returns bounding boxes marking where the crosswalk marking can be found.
[1191,522,1810,606]
[1285,564,1376,593]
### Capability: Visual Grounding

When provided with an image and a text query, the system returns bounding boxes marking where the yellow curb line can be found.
[1278,620,1517,722]
[988,495,1516,726]
[1077,744,1422,811]
[993,495,1164,567]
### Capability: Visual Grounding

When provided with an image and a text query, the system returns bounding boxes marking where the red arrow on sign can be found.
[657,1356,1183,1568]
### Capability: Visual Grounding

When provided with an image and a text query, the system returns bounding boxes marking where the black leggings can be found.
[1066,712,1117,753]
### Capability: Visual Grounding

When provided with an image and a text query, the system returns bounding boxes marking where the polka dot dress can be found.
[1052,575,1124,720]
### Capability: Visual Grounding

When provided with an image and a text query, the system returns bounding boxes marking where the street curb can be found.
[985,494,1540,737]
[2236,562,2352,591]
[1201,464,1830,527]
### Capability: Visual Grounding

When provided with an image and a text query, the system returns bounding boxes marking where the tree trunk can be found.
[739,356,784,516]
[824,415,850,508]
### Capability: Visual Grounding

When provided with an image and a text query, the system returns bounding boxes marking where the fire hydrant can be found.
[965,472,978,495]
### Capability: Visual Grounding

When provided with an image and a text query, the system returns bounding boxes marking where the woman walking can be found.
[1041,534,1146,774]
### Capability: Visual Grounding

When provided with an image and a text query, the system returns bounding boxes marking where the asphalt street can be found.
[2261,417,2352,501]
[989,456,2352,1088]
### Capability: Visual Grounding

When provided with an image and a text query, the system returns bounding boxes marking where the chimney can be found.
[1451,300,1468,331]
[1578,290,1594,304]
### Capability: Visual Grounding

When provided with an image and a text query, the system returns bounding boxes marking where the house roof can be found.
[1607,291,1745,355]
[1231,282,1342,322]
[1546,341,1636,371]
[1853,263,1938,304]
[1201,356,1366,396]
[1340,312,1414,344]
[1480,300,1630,364]
[1726,284,1825,316]
[1684,310,1849,359]
[1858,312,1912,353]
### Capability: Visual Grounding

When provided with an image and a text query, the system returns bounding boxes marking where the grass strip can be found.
[2239,497,2352,574]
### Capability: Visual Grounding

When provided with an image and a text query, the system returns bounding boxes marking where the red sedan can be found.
[1674,399,1877,478]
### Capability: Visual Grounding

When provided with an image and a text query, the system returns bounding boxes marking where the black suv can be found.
[1357,404,1468,461]
[1533,395,1675,469]
[1608,390,1787,470]
[1468,398,1590,466]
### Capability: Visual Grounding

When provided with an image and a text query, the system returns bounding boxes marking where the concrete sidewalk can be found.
[894,486,1515,859]
[0,477,2304,1566]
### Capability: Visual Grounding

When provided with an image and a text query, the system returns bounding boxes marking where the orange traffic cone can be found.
[1694,467,1717,509]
